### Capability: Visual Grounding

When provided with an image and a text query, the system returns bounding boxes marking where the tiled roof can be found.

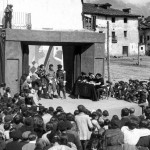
[140,23,150,29]
[146,16,150,22]
[83,3,140,18]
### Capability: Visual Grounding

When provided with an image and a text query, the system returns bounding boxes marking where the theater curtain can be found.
[0,36,5,83]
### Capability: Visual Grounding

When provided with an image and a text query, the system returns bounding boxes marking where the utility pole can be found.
[107,21,110,82]
[137,20,141,65]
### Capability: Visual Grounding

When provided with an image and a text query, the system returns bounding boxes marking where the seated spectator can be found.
[102,110,109,121]
[104,119,124,150]
[12,93,24,106]
[0,83,6,97]
[99,121,105,136]
[19,117,34,134]
[91,112,100,134]
[4,123,10,141]
[5,87,11,98]
[60,134,77,150]
[42,122,53,146]
[19,131,31,147]
[0,132,5,150]
[42,108,52,129]
[120,108,130,128]
[33,115,45,138]
[4,115,13,124]
[0,117,4,134]
[111,115,120,122]
[66,113,78,133]
[121,117,150,146]
[6,130,22,150]
[136,120,150,149]
[12,114,23,130]
[104,119,110,130]
[22,132,37,150]
[49,135,72,150]
[35,138,47,150]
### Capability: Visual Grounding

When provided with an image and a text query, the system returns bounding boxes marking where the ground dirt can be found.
[105,56,150,83]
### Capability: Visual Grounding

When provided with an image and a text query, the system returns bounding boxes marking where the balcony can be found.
[112,36,117,43]
[0,11,31,29]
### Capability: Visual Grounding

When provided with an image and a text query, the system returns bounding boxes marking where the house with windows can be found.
[139,17,150,55]
[82,3,143,56]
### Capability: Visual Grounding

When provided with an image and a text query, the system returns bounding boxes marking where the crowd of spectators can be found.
[1,81,150,150]
[113,79,150,105]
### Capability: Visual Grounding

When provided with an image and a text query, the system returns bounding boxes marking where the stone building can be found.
[82,3,142,56]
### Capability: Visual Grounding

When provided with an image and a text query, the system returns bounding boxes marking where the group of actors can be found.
[73,72,105,99]
[21,64,67,102]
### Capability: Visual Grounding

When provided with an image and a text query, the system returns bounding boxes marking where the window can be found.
[112,17,115,23]
[141,47,143,50]
[124,18,128,23]
[112,31,115,38]
[112,32,117,43]
[124,31,127,37]
[83,16,96,31]
[140,35,144,43]
[147,36,150,41]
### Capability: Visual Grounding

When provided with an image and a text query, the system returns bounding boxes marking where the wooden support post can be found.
[107,21,110,82]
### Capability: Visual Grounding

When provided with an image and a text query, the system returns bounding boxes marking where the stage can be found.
[39,94,142,119]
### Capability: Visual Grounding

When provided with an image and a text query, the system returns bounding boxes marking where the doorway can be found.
[6,59,19,95]
[123,46,128,56]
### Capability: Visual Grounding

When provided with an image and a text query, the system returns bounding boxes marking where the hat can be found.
[22,131,31,140]
[40,64,44,68]
[49,64,53,67]
[11,130,21,139]
[58,121,67,131]
[81,72,86,76]
[49,107,54,112]
[110,120,120,129]
[57,64,62,68]
[14,93,19,98]
[96,73,102,77]
[89,72,93,76]
[4,115,13,123]
[65,121,73,130]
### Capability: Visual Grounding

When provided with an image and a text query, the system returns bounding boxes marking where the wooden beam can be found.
[44,46,53,67]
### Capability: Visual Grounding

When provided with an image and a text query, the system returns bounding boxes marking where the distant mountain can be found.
[84,0,150,17]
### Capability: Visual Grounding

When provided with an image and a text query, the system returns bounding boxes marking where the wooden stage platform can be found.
[39,94,142,119]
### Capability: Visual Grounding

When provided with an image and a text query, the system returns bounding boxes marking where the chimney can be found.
[122,8,131,14]
[95,3,112,9]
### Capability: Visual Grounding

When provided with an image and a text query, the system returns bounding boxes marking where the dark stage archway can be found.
[1,29,105,95]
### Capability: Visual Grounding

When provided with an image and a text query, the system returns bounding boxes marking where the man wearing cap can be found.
[4,4,13,28]
[46,64,57,99]
[56,64,66,99]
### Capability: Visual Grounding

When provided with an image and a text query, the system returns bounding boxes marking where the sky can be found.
[121,0,150,6]
[85,0,150,17]
[0,0,83,30]
[0,0,150,30]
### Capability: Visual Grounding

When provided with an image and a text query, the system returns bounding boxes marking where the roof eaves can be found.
[83,11,140,18]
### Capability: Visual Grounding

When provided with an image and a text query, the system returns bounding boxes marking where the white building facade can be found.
[82,3,144,56]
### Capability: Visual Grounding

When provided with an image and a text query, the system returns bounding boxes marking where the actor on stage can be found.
[56,64,66,99]
[35,64,49,99]
[46,64,57,99]
[4,4,13,28]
